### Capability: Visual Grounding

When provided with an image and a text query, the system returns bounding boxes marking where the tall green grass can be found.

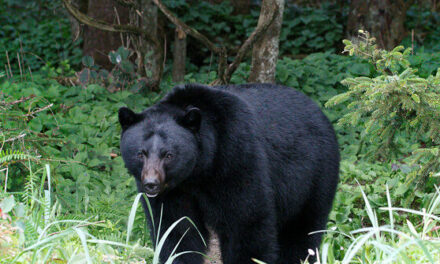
[301,185,440,264]
[0,164,206,264]
[2,158,440,263]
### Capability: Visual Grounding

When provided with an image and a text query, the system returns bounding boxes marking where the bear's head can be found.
[118,105,202,197]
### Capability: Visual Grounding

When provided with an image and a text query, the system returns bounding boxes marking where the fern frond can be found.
[0,149,39,166]
[24,219,40,247]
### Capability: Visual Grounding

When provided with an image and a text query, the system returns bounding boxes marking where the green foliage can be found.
[275,53,371,107]
[164,0,345,68]
[280,3,345,55]
[408,51,440,78]
[225,52,372,112]
[0,163,208,263]
[403,5,440,53]
[0,165,153,263]
[326,31,440,186]
[326,159,440,259]
[0,87,59,190]
[306,186,440,264]
[77,47,151,94]
[0,75,162,242]
[165,0,246,45]
[0,150,36,165]
[0,0,82,74]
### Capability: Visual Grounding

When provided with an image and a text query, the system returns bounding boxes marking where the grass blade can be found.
[73,227,92,264]
[126,193,143,244]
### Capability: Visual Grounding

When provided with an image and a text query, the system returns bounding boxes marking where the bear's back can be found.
[219,83,338,159]
[219,83,340,221]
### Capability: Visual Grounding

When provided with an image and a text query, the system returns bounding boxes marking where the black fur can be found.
[119,83,340,264]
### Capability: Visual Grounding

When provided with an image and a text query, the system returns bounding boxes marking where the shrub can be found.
[326,31,440,187]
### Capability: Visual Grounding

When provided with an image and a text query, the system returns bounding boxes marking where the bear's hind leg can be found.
[277,200,331,264]
[219,218,278,264]
[277,220,324,264]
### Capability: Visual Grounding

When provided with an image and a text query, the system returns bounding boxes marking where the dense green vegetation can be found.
[2,0,440,263]
[165,0,345,61]
[0,1,82,72]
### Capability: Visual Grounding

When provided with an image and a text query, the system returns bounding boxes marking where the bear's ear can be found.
[119,107,140,130]
[180,107,201,131]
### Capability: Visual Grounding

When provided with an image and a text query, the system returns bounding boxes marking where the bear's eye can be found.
[136,151,143,159]
[165,153,173,160]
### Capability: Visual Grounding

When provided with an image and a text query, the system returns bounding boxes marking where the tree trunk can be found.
[130,0,163,91]
[346,0,412,50]
[83,0,129,69]
[172,27,186,83]
[248,0,285,83]
[82,0,129,67]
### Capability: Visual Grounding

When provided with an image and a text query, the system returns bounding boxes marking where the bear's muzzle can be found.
[141,156,165,197]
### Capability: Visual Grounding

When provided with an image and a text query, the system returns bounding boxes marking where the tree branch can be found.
[63,0,138,33]
[224,3,279,81]
[62,0,157,45]
[152,0,223,54]
[4,133,26,143]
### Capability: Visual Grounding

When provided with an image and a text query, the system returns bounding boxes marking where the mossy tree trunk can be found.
[248,0,285,83]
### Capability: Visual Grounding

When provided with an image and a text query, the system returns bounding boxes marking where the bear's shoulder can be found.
[161,84,248,117]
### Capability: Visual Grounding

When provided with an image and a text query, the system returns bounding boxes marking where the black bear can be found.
[119,83,339,264]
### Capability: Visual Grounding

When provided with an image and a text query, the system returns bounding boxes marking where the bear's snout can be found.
[141,157,165,198]
[142,174,161,198]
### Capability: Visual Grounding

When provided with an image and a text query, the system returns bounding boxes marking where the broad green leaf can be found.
[0,195,15,213]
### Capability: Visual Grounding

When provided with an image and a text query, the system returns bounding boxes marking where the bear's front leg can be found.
[142,192,210,264]
[157,226,208,264]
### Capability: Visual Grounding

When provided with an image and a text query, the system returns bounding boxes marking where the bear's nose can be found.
[143,179,160,193]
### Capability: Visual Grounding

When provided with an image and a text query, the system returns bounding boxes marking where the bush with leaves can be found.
[76,47,151,93]
[326,31,440,186]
